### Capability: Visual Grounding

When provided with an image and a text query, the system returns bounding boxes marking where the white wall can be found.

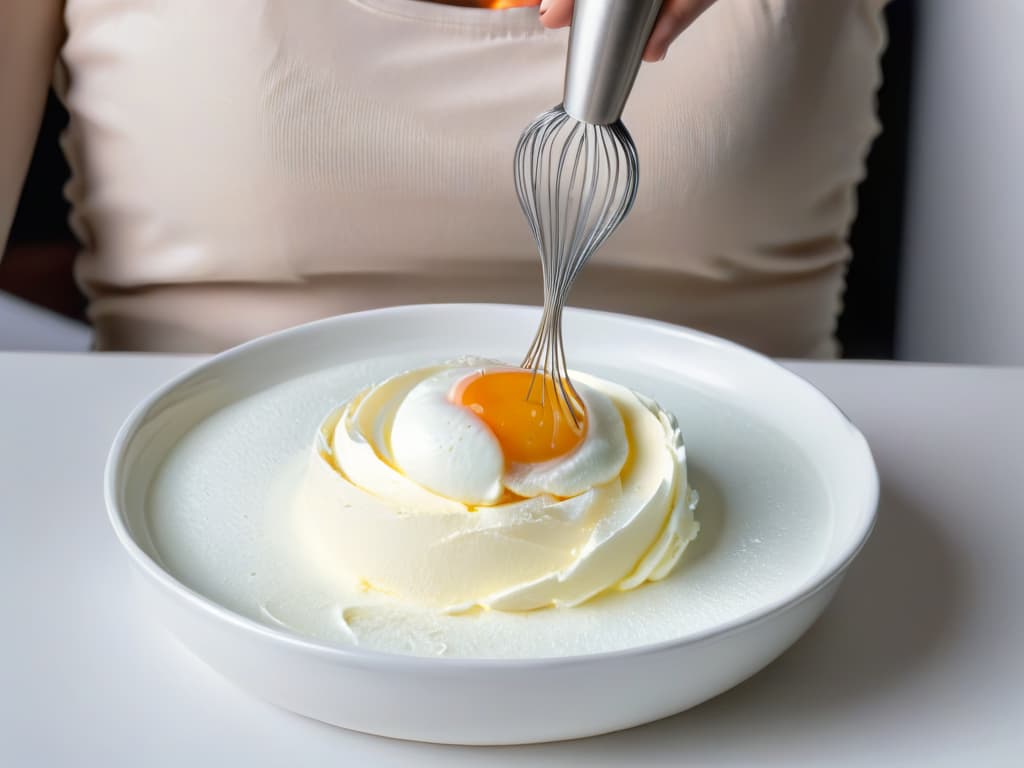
[898,0,1024,364]
[0,292,92,351]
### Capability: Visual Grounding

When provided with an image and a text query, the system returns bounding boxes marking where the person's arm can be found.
[0,0,64,251]
[540,0,717,61]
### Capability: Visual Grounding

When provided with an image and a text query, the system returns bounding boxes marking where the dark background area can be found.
[1,88,82,322]
[837,0,915,359]
[2,0,916,357]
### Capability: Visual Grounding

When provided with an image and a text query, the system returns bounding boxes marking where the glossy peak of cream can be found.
[293,362,699,612]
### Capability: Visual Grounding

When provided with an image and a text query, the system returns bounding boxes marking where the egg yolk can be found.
[453,370,586,464]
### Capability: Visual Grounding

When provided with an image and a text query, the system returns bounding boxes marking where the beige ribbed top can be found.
[55,0,886,355]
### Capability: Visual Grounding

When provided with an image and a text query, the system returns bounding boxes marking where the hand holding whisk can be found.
[515,0,664,429]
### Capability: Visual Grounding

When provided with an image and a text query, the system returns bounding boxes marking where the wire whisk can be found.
[512,0,661,430]
[514,104,640,428]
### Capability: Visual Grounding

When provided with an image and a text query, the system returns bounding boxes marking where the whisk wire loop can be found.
[513,105,639,429]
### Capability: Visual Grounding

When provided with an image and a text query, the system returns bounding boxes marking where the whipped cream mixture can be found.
[295,362,699,612]
[146,355,831,659]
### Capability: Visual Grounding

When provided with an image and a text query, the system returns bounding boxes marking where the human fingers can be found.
[642,0,717,61]
[538,0,574,29]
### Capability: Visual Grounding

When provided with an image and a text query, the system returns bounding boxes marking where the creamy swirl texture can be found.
[294,362,699,612]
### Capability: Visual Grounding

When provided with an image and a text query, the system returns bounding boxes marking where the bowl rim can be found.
[104,303,879,670]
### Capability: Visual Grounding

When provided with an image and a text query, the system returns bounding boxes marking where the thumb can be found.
[539,0,574,29]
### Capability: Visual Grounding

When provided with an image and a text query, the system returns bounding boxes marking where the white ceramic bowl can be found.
[106,304,877,745]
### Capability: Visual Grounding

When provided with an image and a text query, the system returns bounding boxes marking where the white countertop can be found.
[1,353,1021,766]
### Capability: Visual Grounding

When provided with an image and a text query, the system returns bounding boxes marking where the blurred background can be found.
[3,1,1018,362]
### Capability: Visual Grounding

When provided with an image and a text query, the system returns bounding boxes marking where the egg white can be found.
[388,366,628,505]
[390,367,505,506]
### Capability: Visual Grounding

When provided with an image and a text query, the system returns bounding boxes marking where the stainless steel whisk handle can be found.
[562,0,664,126]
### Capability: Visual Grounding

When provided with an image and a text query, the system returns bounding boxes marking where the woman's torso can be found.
[57,0,887,354]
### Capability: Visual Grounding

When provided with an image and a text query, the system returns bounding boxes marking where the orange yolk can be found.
[453,370,587,464]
